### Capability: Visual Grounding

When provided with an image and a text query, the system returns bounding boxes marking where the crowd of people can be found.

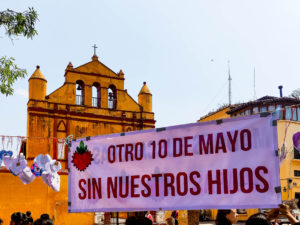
[0,211,54,225]
[216,204,299,225]
[126,210,179,225]
[1,205,299,225]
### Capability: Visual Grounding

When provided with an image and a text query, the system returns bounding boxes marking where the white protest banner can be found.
[68,114,281,212]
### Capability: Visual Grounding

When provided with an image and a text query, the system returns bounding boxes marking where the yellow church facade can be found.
[0,54,155,224]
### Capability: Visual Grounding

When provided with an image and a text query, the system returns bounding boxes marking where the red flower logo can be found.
[72,141,93,171]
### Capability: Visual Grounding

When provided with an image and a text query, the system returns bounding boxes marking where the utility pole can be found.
[253,68,256,100]
[228,61,232,105]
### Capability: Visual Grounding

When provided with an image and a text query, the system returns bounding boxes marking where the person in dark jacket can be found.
[171,210,179,225]
[216,209,237,225]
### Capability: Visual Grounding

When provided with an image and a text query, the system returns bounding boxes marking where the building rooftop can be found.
[29,65,47,81]
[139,82,151,95]
[227,96,300,114]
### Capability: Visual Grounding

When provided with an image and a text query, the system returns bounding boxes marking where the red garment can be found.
[145,213,153,221]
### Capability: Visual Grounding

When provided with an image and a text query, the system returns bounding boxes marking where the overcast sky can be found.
[1,0,299,136]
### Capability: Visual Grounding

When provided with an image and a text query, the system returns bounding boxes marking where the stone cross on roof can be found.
[92,44,98,55]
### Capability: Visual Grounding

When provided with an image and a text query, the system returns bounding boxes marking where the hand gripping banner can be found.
[68,114,281,212]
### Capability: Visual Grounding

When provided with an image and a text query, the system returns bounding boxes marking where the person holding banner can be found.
[269,204,299,225]
[216,209,237,225]
[246,204,299,225]
[278,204,299,225]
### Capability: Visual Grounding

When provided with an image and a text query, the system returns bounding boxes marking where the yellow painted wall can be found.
[0,172,94,225]
[197,107,230,122]
[278,121,300,201]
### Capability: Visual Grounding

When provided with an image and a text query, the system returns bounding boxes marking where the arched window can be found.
[108,85,117,109]
[92,82,101,108]
[76,80,85,105]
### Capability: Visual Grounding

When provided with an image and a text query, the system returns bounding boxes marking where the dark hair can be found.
[33,219,54,225]
[126,216,138,225]
[171,211,178,219]
[0,218,3,224]
[126,216,152,225]
[33,214,54,225]
[33,219,41,225]
[246,213,271,225]
[26,211,33,223]
[216,210,232,225]
[11,212,27,225]
[136,217,153,225]
[40,214,50,221]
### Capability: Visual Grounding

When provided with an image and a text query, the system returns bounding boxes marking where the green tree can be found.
[0,7,38,96]
[289,88,300,99]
